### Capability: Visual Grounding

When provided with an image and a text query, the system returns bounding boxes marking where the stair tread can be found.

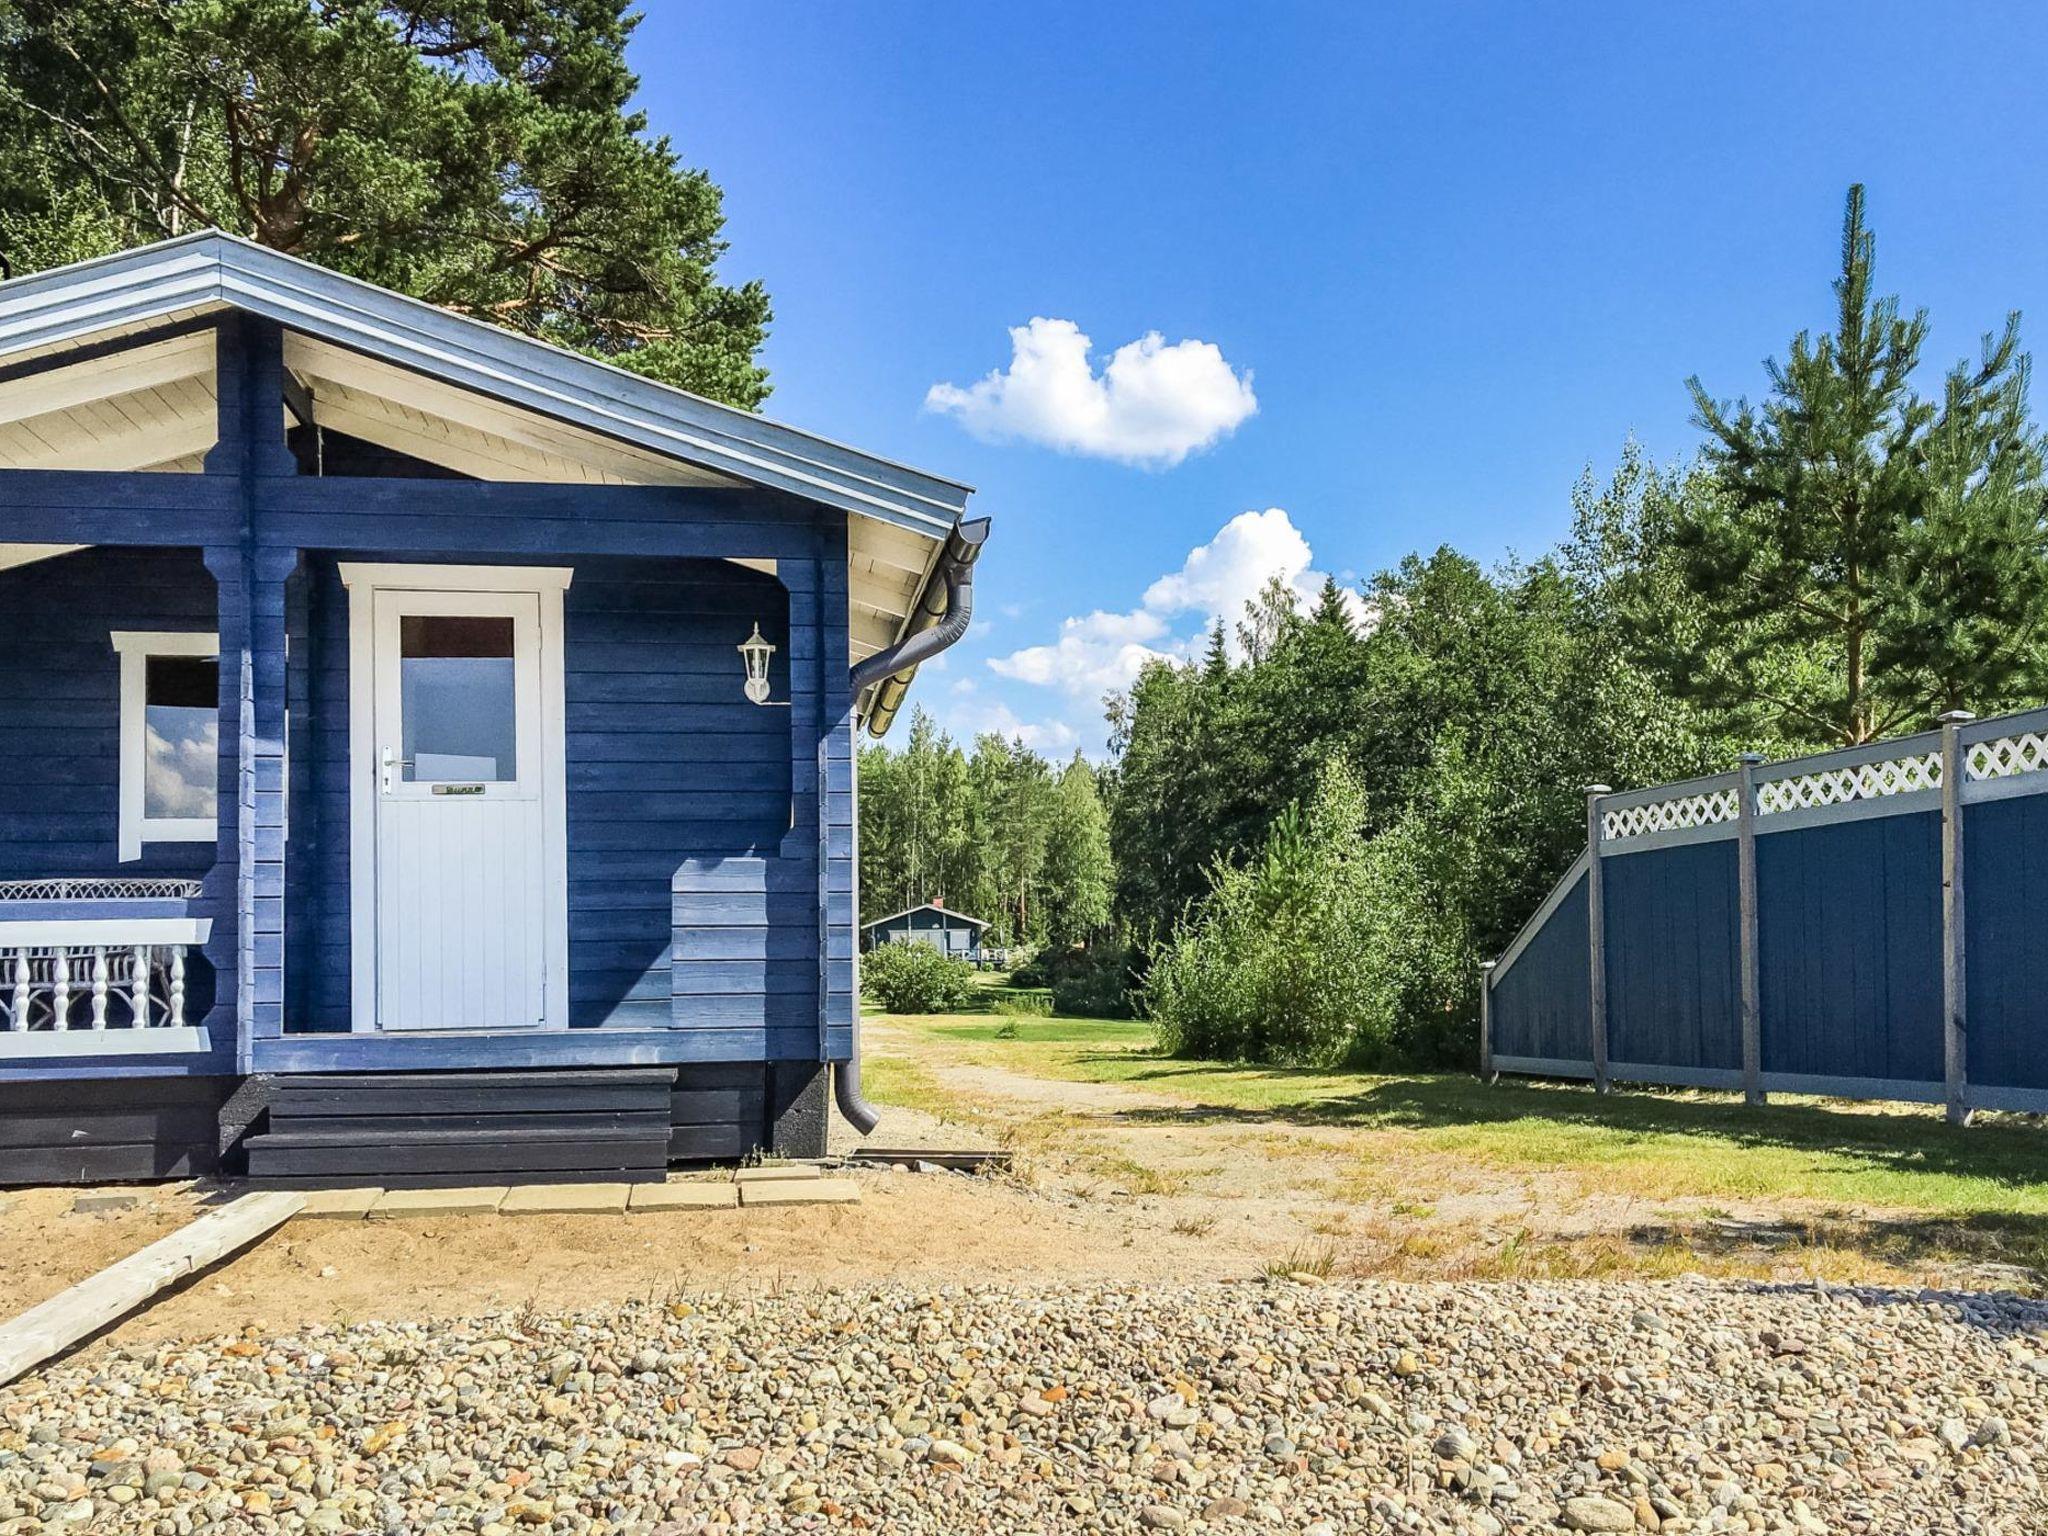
[247,1124,669,1149]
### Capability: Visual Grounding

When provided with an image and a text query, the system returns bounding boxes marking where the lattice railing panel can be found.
[1754,751,1942,815]
[1967,731,2048,783]
[1602,788,1739,842]
[0,877,203,901]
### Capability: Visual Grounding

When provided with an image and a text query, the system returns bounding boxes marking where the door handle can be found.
[380,746,415,792]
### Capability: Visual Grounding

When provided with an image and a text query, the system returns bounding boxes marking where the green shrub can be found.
[992,990,1054,1017]
[1011,940,1136,1018]
[861,941,976,1013]
[1144,763,1377,1064]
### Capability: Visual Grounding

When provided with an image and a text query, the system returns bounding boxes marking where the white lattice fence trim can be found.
[1602,788,1739,842]
[1967,731,2048,782]
[1754,751,1942,815]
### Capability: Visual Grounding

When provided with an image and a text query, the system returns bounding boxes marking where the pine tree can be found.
[1671,185,2048,744]
[0,2,772,405]
[1308,574,1357,636]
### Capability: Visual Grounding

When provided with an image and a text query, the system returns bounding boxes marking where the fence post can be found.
[1939,709,1975,1127]
[1478,960,1497,1085]
[1584,784,1612,1095]
[1736,752,1765,1108]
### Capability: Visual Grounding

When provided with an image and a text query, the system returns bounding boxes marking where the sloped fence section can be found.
[1482,706,2048,1122]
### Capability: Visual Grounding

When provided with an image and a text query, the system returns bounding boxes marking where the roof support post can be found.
[1584,784,1612,1095]
[1939,710,1975,1127]
[1736,752,1766,1108]
[203,312,298,1067]
[203,312,296,481]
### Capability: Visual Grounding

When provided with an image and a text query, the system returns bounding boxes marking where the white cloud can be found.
[988,607,1178,697]
[925,318,1257,468]
[950,700,1081,756]
[986,508,1366,700]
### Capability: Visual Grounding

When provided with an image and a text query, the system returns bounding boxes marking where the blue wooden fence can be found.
[1485,706,2048,1120]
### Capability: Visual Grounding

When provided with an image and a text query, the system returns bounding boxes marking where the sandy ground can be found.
[1,1017,2034,1359]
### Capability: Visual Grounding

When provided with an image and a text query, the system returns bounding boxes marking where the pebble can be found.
[0,1277,2041,1534]
[1561,1493,1639,1531]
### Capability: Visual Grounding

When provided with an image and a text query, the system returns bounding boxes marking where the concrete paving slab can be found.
[296,1188,383,1220]
[629,1181,740,1211]
[734,1164,823,1183]
[738,1177,860,1208]
[499,1183,631,1215]
[368,1186,508,1219]
[71,1191,145,1214]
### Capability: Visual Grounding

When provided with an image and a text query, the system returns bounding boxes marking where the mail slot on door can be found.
[432,783,486,796]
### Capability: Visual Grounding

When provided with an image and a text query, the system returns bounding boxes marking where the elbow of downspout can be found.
[835,1045,881,1136]
[848,517,989,699]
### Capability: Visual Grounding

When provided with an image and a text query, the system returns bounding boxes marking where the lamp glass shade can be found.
[738,622,775,705]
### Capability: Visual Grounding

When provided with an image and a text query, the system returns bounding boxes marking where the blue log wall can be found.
[286,552,799,1040]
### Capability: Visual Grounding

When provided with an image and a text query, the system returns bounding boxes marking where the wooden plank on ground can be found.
[0,1191,302,1386]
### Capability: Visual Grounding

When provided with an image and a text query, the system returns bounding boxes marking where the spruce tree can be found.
[1671,185,2048,744]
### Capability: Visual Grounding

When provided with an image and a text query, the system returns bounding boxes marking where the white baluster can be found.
[131,944,150,1027]
[168,947,186,1029]
[50,948,70,1031]
[90,947,109,1029]
[8,950,25,1031]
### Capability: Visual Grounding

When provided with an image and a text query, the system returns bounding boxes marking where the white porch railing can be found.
[0,879,211,1056]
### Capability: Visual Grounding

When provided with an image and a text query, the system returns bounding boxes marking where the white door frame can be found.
[339,562,572,1033]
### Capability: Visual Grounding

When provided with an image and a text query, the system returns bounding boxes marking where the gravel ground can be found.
[1,1276,2042,1535]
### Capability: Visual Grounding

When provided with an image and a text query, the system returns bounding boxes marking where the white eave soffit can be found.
[0,231,974,542]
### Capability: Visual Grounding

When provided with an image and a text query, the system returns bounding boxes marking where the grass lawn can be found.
[868,1002,2048,1278]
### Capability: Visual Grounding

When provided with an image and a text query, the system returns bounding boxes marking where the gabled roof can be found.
[860,902,992,932]
[0,230,973,539]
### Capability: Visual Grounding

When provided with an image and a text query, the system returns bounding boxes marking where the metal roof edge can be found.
[0,232,973,538]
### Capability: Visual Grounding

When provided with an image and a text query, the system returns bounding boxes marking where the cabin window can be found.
[111,631,220,861]
[399,614,517,782]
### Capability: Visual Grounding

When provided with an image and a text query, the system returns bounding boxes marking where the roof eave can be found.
[0,231,975,541]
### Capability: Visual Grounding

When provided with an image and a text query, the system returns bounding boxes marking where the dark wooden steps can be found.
[238,1065,774,1185]
[242,1068,677,1186]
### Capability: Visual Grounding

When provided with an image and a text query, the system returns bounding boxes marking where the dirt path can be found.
[858,1016,2045,1295]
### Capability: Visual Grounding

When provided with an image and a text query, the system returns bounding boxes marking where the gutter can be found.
[836,516,991,1134]
[854,517,991,737]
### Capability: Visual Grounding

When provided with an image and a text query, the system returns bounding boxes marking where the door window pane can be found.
[400,615,517,782]
[143,655,218,820]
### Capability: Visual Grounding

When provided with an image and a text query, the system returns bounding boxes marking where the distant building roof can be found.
[859,902,992,933]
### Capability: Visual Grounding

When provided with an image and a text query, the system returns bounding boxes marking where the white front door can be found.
[343,565,571,1033]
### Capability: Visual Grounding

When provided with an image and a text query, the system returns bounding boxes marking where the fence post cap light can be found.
[1738,751,1766,765]
[1937,709,1977,725]
[1582,783,1612,796]
[738,622,775,705]
[1478,959,1497,972]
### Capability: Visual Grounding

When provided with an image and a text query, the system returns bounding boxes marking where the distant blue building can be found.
[861,903,991,963]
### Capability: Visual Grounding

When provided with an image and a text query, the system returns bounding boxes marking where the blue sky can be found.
[634,2,2048,757]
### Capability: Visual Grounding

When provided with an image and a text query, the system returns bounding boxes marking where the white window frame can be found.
[111,630,221,863]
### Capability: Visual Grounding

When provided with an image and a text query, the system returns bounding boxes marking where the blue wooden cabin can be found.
[860,903,991,963]
[0,233,987,1186]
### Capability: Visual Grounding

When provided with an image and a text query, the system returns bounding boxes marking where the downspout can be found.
[834,516,990,1134]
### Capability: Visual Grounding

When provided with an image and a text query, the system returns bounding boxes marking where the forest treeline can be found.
[869,187,2048,1066]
